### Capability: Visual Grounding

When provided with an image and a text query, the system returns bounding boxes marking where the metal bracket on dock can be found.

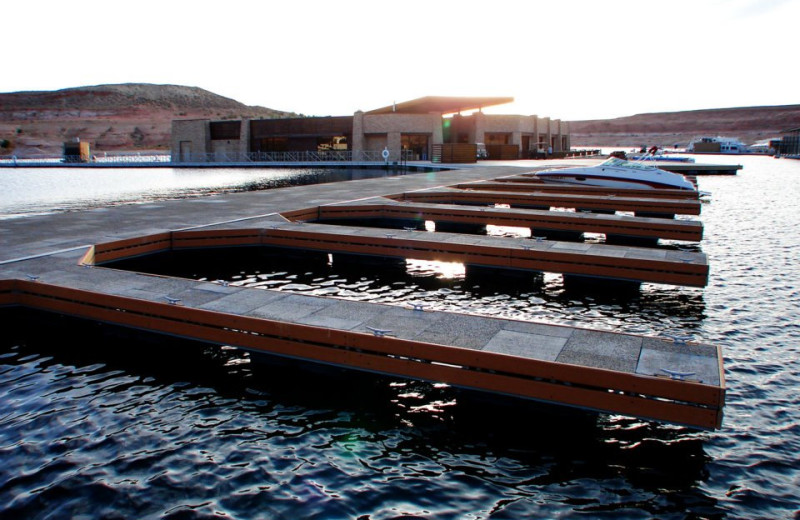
[660,368,697,381]
[384,233,396,239]
[533,236,547,242]
[164,296,182,305]
[662,334,693,345]
[409,303,427,312]
[366,326,394,337]
[25,274,40,282]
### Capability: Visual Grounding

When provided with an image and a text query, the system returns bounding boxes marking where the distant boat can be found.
[627,153,695,163]
[687,136,749,154]
[534,157,697,191]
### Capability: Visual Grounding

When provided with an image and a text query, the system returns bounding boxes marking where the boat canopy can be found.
[601,157,660,170]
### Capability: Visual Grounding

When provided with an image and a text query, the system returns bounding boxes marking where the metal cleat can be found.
[662,333,693,345]
[661,368,696,381]
[366,326,393,337]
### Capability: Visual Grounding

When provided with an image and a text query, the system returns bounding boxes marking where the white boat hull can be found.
[534,158,696,191]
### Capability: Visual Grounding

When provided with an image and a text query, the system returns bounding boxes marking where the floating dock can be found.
[84,222,708,287]
[655,162,742,176]
[390,187,702,216]
[283,198,704,242]
[0,272,723,431]
[472,178,702,200]
[0,164,724,429]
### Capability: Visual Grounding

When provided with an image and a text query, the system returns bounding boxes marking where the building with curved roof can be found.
[171,96,570,163]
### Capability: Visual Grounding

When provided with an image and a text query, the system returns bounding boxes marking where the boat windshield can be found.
[601,157,657,170]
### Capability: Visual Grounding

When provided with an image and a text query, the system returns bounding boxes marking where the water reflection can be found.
[2,308,716,519]
[109,246,707,337]
[4,155,800,518]
[0,167,411,219]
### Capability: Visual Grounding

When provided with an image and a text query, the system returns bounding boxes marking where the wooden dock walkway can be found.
[0,163,724,429]
[468,178,702,200]
[282,198,704,242]
[390,188,703,216]
[84,220,708,287]
[0,269,724,430]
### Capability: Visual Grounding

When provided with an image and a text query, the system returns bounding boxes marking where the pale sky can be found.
[4,0,798,121]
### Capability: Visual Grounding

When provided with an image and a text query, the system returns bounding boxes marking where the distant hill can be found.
[3,84,798,155]
[569,105,800,148]
[0,83,296,156]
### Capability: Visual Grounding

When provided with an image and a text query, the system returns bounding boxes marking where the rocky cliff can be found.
[2,83,798,155]
[568,105,800,148]
[0,84,295,156]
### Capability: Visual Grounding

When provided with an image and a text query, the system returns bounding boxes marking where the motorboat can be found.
[533,157,697,191]
[627,153,695,163]
[687,136,749,154]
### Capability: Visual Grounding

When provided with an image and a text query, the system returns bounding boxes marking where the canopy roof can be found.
[367,96,513,115]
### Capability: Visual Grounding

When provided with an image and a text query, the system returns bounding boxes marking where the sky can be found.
[3,0,798,121]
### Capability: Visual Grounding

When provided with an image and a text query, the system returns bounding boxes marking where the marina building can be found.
[780,127,800,156]
[171,96,570,163]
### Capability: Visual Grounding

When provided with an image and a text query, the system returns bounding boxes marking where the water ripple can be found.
[3,157,800,518]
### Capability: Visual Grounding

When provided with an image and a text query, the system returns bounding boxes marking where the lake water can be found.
[0,166,410,220]
[2,157,800,519]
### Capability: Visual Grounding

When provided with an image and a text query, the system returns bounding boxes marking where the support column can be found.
[530,228,584,242]
[474,112,486,144]
[512,131,523,159]
[332,253,406,270]
[434,221,487,234]
[239,118,250,158]
[562,274,641,293]
[352,111,365,158]
[388,131,402,162]
[432,115,444,146]
[465,264,544,287]
[544,117,552,155]
[634,212,676,219]
[258,246,329,266]
[553,119,562,152]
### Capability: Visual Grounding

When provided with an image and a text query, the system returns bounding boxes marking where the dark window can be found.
[485,133,511,145]
[402,134,429,159]
[250,117,353,140]
[210,121,241,140]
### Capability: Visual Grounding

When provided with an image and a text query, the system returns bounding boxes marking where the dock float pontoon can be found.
[460,180,702,200]
[84,223,709,288]
[0,275,724,430]
[282,199,704,242]
[389,188,702,216]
